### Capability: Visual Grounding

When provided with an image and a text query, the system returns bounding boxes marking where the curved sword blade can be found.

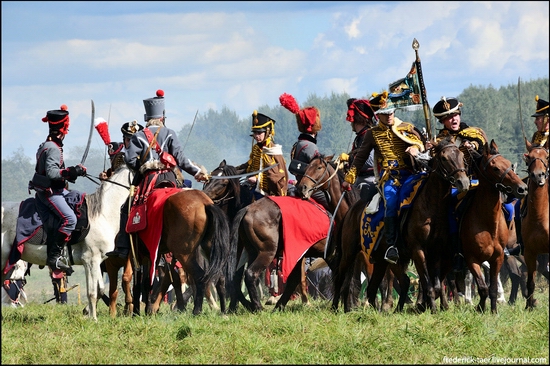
[81,100,95,165]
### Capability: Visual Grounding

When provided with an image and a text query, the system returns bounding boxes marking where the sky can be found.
[2,1,549,160]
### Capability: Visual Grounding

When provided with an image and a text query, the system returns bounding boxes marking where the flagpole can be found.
[412,38,433,141]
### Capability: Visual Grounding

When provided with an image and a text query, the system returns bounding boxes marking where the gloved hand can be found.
[339,152,349,162]
[194,165,209,182]
[62,164,87,182]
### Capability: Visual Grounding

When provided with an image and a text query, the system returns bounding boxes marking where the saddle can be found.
[359,172,427,261]
[4,193,89,276]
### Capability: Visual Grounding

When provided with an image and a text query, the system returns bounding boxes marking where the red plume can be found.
[94,117,111,146]
[156,89,164,97]
[279,93,300,114]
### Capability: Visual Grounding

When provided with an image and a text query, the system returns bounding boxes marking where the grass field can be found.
[2,271,548,365]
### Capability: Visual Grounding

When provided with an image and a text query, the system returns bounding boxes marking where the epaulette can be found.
[392,120,425,152]
[458,127,487,143]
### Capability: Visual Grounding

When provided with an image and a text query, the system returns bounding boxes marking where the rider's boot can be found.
[46,231,74,276]
[106,205,130,259]
[383,216,400,264]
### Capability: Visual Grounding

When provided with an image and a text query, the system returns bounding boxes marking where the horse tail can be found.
[202,204,231,286]
[227,206,248,302]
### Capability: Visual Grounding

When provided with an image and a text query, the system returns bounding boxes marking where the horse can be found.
[401,137,471,313]
[521,139,549,309]
[332,138,470,313]
[203,159,316,309]
[1,165,133,320]
[459,139,528,313]
[229,155,360,313]
[142,188,232,316]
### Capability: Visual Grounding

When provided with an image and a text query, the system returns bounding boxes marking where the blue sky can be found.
[2,1,549,160]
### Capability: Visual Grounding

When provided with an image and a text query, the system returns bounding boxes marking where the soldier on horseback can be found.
[106,89,209,259]
[29,104,87,274]
[236,110,289,203]
[340,98,378,203]
[342,91,426,264]
[97,119,144,180]
[431,96,488,271]
[280,93,329,209]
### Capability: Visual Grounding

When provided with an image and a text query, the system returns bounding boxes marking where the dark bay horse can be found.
[203,160,319,310]
[133,189,232,316]
[402,137,470,313]
[460,140,528,313]
[521,139,549,309]
[229,155,359,313]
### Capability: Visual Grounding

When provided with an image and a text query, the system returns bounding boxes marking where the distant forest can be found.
[2,77,548,202]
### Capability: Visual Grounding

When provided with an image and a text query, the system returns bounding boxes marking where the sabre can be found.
[182,109,199,151]
[208,163,279,180]
[517,77,528,143]
[412,38,433,141]
[81,100,95,165]
[324,190,346,259]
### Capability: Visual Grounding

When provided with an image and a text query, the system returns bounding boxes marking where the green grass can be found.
[2,281,548,365]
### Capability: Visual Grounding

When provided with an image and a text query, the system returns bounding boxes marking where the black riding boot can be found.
[106,203,131,259]
[383,216,400,264]
[514,218,524,255]
[46,232,74,275]
[451,235,464,272]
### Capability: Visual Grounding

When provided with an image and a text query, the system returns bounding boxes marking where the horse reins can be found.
[301,156,341,194]
[203,172,235,206]
[524,146,549,180]
[474,151,515,194]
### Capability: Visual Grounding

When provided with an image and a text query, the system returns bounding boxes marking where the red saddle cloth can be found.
[268,196,329,282]
[136,187,183,285]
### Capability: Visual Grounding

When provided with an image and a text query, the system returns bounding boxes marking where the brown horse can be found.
[134,189,232,315]
[229,155,359,313]
[204,160,318,310]
[402,137,470,313]
[104,255,134,318]
[521,139,549,309]
[331,197,408,313]
[460,140,528,313]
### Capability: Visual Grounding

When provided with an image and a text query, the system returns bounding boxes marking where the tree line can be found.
[2,77,548,202]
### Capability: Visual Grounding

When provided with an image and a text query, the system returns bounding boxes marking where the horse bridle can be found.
[431,144,467,185]
[524,146,549,181]
[476,151,515,194]
[202,169,235,206]
[301,156,341,194]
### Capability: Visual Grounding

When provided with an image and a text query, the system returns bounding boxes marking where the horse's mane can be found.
[316,154,361,206]
[220,163,242,209]
[86,165,132,218]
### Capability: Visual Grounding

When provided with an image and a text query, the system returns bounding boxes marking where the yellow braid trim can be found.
[344,166,357,184]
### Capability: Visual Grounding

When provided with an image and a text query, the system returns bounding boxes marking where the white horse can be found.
[1,165,132,320]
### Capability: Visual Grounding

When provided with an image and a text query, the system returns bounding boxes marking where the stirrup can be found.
[384,246,399,264]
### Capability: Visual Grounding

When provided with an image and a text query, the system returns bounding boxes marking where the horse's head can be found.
[432,137,470,192]
[296,155,336,200]
[524,139,549,187]
[477,139,528,199]
[202,160,241,207]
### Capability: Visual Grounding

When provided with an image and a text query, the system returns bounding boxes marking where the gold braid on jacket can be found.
[246,136,277,193]
[344,118,424,184]
[436,126,486,169]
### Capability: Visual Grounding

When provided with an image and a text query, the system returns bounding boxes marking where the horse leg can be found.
[170,267,185,312]
[366,262,388,310]
[104,258,120,318]
[213,278,224,313]
[299,257,310,305]
[382,267,395,312]
[189,258,207,316]
[244,253,273,313]
[274,261,303,311]
[121,258,134,316]
[469,262,488,313]
[524,251,538,310]
[411,248,436,313]
[488,261,503,313]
